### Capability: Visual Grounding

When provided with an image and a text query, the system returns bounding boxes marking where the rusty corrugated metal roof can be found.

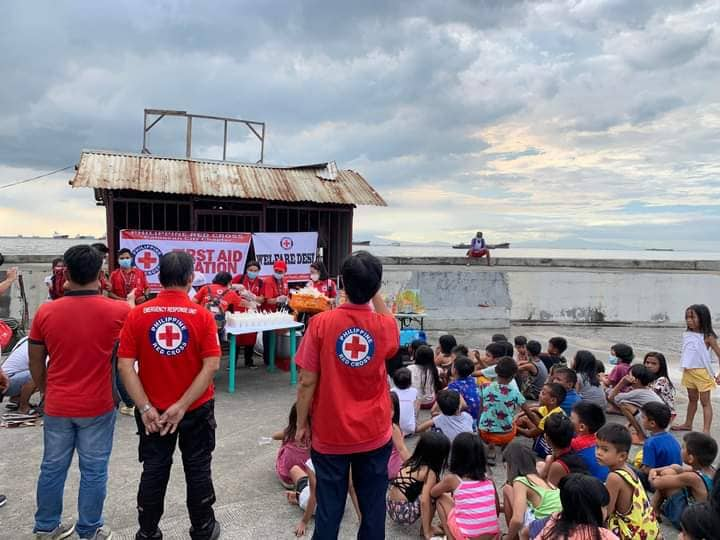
[70,150,386,206]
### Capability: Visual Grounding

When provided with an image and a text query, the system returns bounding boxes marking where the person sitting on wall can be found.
[466,232,491,266]
[108,248,149,303]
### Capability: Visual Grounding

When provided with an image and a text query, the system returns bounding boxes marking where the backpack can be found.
[203,286,231,330]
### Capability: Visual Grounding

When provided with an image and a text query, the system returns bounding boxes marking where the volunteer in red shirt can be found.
[108,248,149,303]
[295,251,399,539]
[118,251,221,540]
[28,245,130,540]
[306,260,337,300]
[193,271,243,313]
[231,260,266,368]
[261,259,290,366]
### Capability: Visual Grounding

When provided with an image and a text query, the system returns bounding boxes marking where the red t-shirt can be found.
[239,275,265,298]
[109,268,149,299]
[296,303,400,454]
[193,284,242,312]
[262,276,289,312]
[29,290,131,417]
[117,289,221,411]
[308,279,337,299]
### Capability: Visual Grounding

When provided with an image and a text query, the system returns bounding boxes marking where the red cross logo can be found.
[344,335,368,359]
[280,237,293,250]
[137,251,158,269]
[158,324,181,348]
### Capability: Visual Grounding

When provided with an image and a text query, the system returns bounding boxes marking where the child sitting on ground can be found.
[517,339,548,401]
[572,350,607,409]
[643,351,676,415]
[602,343,634,395]
[570,401,609,481]
[273,403,311,487]
[650,431,718,530]
[538,413,589,487]
[517,382,566,458]
[432,433,501,540]
[416,389,473,443]
[502,441,562,540]
[388,392,411,480]
[391,367,419,436]
[387,431,451,538]
[407,345,442,410]
[679,499,720,540]
[538,336,568,371]
[477,356,533,463]
[441,356,482,427]
[514,335,528,364]
[636,402,682,486]
[474,342,521,393]
[596,423,660,539]
[434,334,457,372]
[551,367,582,416]
[608,364,663,443]
[536,474,618,540]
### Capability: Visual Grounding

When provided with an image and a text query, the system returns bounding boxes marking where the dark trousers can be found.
[115,363,134,408]
[243,345,255,367]
[311,440,392,540]
[134,400,217,540]
[262,331,271,366]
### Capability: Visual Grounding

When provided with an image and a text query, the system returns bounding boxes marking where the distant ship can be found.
[453,242,510,249]
[646,248,674,252]
[53,232,69,239]
[352,240,371,246]
[74,234,95,239]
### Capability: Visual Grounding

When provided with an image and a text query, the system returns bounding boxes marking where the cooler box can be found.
[400,329,426,347]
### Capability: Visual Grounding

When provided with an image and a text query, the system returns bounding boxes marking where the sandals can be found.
[671,424,692,432]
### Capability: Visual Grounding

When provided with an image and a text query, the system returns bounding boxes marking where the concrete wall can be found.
[4,255,720,330]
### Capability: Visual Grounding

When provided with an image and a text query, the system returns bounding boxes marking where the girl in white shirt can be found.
[672,304,720,434]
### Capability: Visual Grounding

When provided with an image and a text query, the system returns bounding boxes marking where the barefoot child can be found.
[432,433,501,540]
[570,402,609,481]
[672,304,720,434]
[386,431,451,538]
[517,340,548,401]
[650,432,718,530]
[477,356,533,463]
[596,423,660,539]
[285,460,317,536]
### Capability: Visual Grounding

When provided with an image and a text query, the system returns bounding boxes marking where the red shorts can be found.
[480,427,516,446]
[468,249,488,257]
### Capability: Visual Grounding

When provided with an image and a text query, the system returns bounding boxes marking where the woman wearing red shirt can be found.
[306,261,337,300]
[231,261,266,368]
[109,249,149,303]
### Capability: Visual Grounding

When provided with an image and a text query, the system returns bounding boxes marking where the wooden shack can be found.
[70,150,386,275]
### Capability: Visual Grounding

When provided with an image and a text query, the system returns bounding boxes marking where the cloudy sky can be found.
[1,1,719,250]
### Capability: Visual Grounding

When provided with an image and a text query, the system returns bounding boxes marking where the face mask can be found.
[274,272,284,280]
[608,355,619,365]
[310,273,320,282]
[119,259,132,269]
[247,271,258,280]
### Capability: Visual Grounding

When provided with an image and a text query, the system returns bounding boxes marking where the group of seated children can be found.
[383,332,718,539]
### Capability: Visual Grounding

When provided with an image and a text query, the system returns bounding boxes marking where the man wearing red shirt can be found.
[118,251,221,540]
[29,245,130,540]
[262,259,290,366]
[295,251,399,539]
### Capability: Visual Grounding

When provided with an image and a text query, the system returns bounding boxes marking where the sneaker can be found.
[0,494,6,507]
[135,529,162,540]
[119,405,135,416]
[84,525,113,539]
[35,522,75,539]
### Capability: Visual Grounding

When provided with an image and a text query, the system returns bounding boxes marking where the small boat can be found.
[452,243,470,249]
[352,240,371,246]
[646,248,674,252]
[53,232,69,239]
[391,242,401,246]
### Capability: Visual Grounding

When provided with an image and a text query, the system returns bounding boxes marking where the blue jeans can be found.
[34,409,116,538]
[311,440,392,540]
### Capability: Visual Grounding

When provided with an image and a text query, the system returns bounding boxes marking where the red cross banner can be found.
[252,232,319,281]
[119,229,252,291]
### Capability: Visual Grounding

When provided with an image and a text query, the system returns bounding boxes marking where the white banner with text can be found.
[252,232,318,281]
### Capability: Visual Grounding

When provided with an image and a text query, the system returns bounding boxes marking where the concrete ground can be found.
[2,325,716,539]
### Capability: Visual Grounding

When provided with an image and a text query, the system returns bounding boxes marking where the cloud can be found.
[0,0,719,252]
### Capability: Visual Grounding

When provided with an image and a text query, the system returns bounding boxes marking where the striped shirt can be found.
[454,478,500,537]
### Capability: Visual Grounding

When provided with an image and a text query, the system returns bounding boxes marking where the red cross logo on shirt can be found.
[137,251,158,269]
[336,327,375,368]
[344,335,367,359]
[158,325,181,348]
